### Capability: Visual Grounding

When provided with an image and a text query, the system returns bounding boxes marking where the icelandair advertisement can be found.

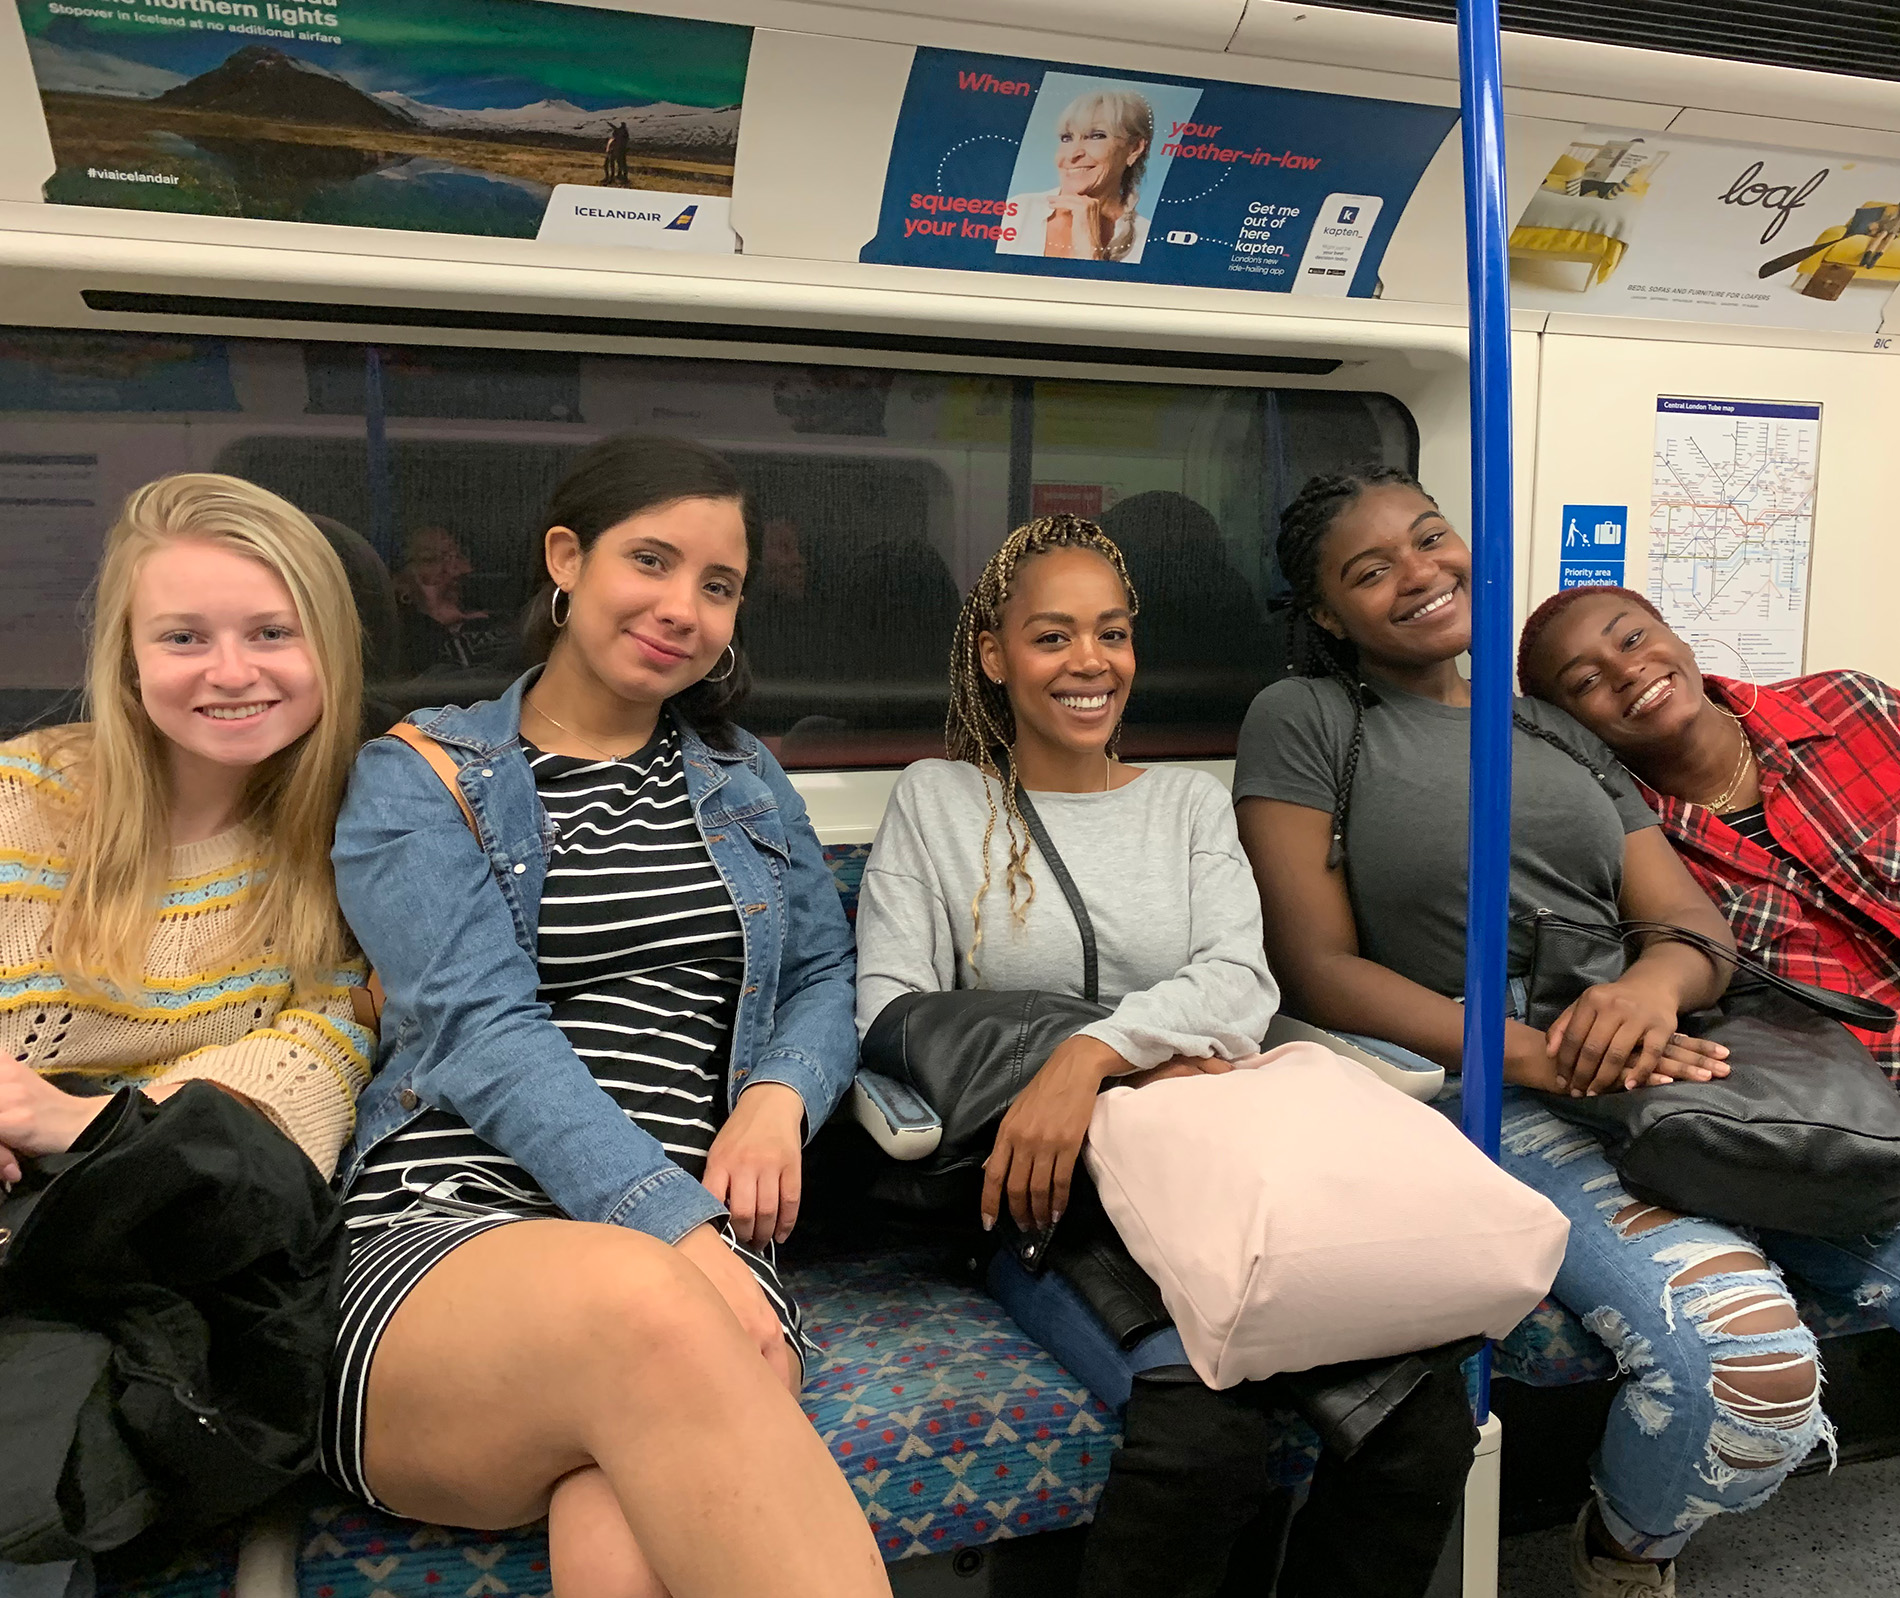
[861,48,1457,297]
[1510,128,1900,332]
[13,0,749,251]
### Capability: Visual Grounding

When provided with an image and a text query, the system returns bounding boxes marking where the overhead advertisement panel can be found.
[13,0,750,252]
[1510,129,1900,332]
[860,47,1456,298]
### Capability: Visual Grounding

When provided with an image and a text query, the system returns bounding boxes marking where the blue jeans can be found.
[987,1249,1190,1412]
[1342,1025,1900,1560]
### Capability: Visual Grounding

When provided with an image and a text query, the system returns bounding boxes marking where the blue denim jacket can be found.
[331,670,859,1244]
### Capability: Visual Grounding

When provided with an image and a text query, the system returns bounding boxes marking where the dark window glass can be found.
[0,328,1415,765]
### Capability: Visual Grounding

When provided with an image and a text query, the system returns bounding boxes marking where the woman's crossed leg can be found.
[357,1219,887,1598]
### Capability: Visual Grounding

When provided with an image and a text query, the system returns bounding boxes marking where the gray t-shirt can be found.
[855,760,1280,1070]
[1233,676,1658,998]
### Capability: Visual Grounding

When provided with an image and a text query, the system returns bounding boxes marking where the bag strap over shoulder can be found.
[386,721,478,834]
[1013,785,1099,1004]
[350,723,482,1034]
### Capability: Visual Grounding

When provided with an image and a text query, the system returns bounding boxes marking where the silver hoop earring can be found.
[704,643,737,683]
[549,587,571,629]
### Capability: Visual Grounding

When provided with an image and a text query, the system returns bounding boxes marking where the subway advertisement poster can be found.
[861,47,1457,297]
[13,0,751,250]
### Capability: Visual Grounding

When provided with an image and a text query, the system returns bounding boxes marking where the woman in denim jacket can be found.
[325,436,887,1598]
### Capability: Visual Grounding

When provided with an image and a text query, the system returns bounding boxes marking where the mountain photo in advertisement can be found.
[16,0,751,242]
[1508,129,1900,332]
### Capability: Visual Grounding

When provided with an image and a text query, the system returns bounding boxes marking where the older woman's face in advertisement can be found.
[1056,121,1140,198]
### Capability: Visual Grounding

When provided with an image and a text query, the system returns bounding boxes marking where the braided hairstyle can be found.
[945,515,1139,981]
[1275,467,1623,873]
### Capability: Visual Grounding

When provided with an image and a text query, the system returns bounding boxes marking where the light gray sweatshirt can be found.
[853,760,1280,1071]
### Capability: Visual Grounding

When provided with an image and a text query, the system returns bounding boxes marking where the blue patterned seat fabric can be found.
[82,842,1900,1597]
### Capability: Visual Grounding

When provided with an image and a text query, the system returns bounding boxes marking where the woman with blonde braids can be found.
[853,516,1479,1598]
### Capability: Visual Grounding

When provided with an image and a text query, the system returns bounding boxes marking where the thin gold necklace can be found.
[1697,719,1755,813]
[526,699,643,762]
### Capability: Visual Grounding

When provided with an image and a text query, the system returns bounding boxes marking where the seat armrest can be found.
[1263,1014,1447,1102]
[851,1070,943,1161]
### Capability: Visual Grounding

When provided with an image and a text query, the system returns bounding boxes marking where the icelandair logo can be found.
[536,186,736,253]
[569,202,698,227]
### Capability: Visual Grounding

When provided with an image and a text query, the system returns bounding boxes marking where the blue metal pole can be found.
[1456,0,1516,1422]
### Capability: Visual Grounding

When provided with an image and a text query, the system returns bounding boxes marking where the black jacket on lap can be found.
[0,1084,344,1568]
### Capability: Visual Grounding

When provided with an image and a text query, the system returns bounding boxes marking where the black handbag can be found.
[860,785,1110,1185]
[1524,910,1900,1238]
[1,1083,345,1567]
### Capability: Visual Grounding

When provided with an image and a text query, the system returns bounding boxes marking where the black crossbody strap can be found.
[1014,785,1100,1004]
[1529,910,1895,1031]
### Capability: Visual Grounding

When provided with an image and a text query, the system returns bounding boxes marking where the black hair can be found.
[1275,465,1621,871]
[524,433,753,751]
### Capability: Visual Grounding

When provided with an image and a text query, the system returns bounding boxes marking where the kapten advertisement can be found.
[862,48,1456,296]
[1509,128,1900,331]
[14,0,750,250]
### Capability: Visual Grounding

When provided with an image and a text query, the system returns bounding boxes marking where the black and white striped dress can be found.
[321,724,809,1505]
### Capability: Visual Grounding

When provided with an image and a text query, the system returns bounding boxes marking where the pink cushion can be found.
[1085,1042,1569,1389]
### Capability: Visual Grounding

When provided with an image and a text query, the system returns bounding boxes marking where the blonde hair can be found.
[43,473,362,994]
[944,516,1138,980]
[1056,90,1154,262]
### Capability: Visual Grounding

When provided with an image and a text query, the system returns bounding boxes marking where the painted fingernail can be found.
[1052,1209,1064,1224]
[981,1215,994,1231]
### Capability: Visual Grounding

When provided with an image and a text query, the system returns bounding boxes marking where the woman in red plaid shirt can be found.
[1518,585,1900,1080]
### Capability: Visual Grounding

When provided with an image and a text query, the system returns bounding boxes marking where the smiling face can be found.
[1055,115,1143,200]
[1524,591,1706,756]
[130,538,324,778]
[546,495,747,704]
[978,547,1134,760]
[1311,483,1471,672]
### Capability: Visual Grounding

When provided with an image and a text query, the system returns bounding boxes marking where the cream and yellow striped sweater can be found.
[0,733,374,1175]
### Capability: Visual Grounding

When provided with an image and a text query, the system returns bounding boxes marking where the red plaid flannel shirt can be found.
[1630,672,1900,1077]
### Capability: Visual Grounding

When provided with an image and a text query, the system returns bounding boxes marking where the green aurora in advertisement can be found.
[15,0,752,237]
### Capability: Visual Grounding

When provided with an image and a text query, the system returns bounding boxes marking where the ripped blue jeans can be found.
[1342,1013,1900,1561]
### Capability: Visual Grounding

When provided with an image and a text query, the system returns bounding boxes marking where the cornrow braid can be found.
[1509,710,1626,801]
[1276,466,1427,869]
[1275,467,1621,871]
[945,514,1140,982]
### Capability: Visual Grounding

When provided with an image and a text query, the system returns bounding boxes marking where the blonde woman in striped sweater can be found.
[0,473,374,1179]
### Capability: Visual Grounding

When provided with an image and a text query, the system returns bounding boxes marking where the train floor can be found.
[1499,1453,1900,1595]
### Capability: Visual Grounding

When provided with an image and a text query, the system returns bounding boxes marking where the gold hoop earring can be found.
[550,587,571,629]
[1698,633,1761,719]
[704,643,737,683]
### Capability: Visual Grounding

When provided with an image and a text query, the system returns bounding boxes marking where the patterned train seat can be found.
[86,842,1895,1598]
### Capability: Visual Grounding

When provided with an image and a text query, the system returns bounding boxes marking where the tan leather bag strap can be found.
[350,722,481,1034]
[385,721,478,834]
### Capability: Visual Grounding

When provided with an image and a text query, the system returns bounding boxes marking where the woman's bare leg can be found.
[549,1468,666,1598]
[360,1220,887,1598]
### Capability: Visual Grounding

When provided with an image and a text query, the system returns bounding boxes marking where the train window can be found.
[0,327,1415,765]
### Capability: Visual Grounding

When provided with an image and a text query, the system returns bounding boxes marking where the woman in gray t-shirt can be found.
[1235,467,1830,1596]
[856,514,1481,1598]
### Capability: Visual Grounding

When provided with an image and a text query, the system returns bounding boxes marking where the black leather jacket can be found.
[0,1084,344,1571]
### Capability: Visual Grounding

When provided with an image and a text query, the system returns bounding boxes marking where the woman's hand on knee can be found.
[703,1082,806,1245]
[674,1222,787,1374]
